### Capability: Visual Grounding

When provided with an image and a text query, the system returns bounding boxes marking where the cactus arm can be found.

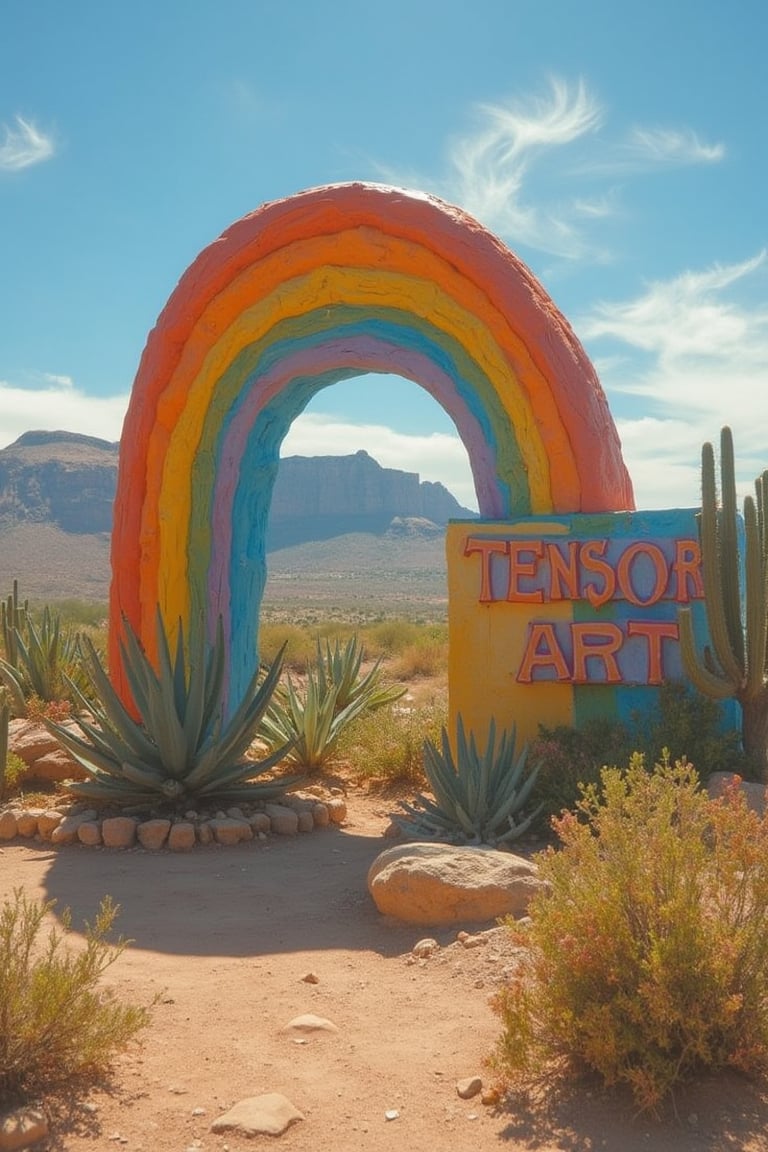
[744,494,768,698]
[718,427,746,669]
[678,608,738,700]
[698,439,744,686]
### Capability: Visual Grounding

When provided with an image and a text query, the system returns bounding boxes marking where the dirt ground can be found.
[2,787,768,1152]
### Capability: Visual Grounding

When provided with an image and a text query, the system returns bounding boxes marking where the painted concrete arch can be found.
[111,182,634,711]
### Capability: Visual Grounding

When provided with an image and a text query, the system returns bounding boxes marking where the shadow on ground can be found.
[32,822,433,959]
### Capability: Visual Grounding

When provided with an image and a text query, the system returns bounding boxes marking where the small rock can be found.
[326,797,347,825]
[311,802,330,828]
[384,1109,400,1121]
[264,804,299,836]
[196,821,214,846]
[249,811,271,834]
[0,810,18,841]
[412,937,440,958]
[300,972,320,984]
[15,810,42,838]
[137,818,171,851]
[209,817,252,846]
[36,809,64,840]
[211,1093,304,1137]
[458,932,486,949]
[51,810,98,845]
[168,822,196,852]
[101,816,137,849]
[296,810,314,833]
[457,1076,483,1100]
[77,821,102,846]
[282,1013,339,1034]
[481,1087,501,1106]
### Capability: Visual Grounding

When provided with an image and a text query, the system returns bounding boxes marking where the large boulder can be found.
[367,842,545,926]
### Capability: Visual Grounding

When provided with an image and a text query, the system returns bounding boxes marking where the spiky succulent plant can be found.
[396,715,543,845]
[44,611,300,807]
[314,635,405,714]
[259,667,370,771]
[259,634,405,770]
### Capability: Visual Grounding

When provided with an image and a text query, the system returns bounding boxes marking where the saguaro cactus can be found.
[0,580,27,669]
[678,427,768,775]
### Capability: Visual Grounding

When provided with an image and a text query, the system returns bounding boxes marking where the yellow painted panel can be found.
[447,522,574,749]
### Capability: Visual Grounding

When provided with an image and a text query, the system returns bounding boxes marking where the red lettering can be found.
[547,541,580,601]
[627,620,679,684]
[672,538,704,602]
[571,623,624,683]
[580,541,616,609]
[506,541,544,603]
[616,542,668,606]
[464,537,508,603]
[516,623,571,683]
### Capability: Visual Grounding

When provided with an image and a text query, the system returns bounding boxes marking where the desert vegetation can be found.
[3,489,768,1125]
[0,890,152,1113]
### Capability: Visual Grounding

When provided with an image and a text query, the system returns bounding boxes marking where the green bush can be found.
[530,682,753,824]
[530,716,633,822]
[490,756,768,1113]
[636,680,753,782]
[336,696,447,787]
[0,891,151,1110]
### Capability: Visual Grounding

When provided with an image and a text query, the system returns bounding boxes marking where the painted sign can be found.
[448,510,713,744]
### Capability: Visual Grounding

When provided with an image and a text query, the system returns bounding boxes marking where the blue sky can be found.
[2,0,767,512]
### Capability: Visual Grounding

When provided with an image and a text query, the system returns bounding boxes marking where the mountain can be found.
[0,432,474,608]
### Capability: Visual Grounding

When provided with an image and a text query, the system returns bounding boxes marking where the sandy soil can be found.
[2,788,768,1152]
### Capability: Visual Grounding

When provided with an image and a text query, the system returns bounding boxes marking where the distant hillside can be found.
[0,431,474,607]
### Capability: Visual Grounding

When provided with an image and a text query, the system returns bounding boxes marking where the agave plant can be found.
[44,611,301,807]
[0,598,90,716]
[315,635,405,714]
[396,715,543,845]
[259,666,371,770]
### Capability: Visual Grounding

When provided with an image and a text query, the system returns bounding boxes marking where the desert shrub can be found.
[531,682,752,824]
[363,619,448,661]
[258,621,352,674]
[634,680,753,782]
[530,717,633,822]
[48,599,108,631]
[337,696,447,787]
[490,756,768,1113]
[0,890,151,1110]
[0,688,25,802]
[389,636,448,681]
[258,623,318,673]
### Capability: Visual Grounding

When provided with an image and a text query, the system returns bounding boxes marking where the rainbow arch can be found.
[111,182,634,711]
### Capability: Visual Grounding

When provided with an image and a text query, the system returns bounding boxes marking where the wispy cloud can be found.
[625,126,725,166]
[378,76,724,263]
[282,413,477,509]
[581,254,768,507]
[0,378,127,448]
[0,116,55,171]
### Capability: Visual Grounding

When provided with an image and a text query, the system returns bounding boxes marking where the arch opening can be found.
[110,183,634,719]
